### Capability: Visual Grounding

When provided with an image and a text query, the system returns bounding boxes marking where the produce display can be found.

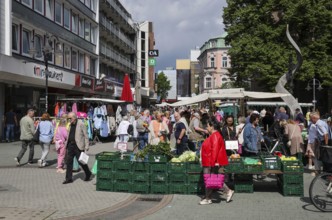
[171,151,199,163]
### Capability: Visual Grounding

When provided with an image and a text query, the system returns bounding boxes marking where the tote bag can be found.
[203,173,225,189]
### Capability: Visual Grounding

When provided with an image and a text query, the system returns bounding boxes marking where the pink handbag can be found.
[203,173,225,189]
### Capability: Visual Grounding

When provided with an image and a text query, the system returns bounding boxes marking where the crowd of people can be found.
[9,104,332,201]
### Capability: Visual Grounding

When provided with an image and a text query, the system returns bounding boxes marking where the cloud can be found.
[119,0,227,70]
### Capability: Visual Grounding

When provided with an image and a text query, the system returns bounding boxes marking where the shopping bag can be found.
[79,151,89,165]
[203,173,225,189]
[91,160,98,175]
[32,125,40,143]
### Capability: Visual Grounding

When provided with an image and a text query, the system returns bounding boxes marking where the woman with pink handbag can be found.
[200,119,234,205]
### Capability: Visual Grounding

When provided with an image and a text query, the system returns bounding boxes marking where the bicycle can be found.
[309,171,332,212]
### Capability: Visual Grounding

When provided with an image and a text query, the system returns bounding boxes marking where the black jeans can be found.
[176,142,188,155]
[17,140,34,163]
[65,143,91,181]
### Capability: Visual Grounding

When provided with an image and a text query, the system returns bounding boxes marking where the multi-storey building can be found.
[198,33,231,93]
[136,21,155,107]
[176,59,191,98]
[99,0,136,98]
[190,48,201,95]
[0,0,99,127]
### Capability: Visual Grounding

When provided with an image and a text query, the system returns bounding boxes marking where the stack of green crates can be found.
[150,162,169,194]
[131,162,150,194]
[168,162,188,194]
[187,163,204,195]
[96,152,120,191]
[278,159,304,196]
[234,174,254,193]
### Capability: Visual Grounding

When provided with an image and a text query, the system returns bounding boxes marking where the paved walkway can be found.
[0,141,331,219]
[0,141,132,220]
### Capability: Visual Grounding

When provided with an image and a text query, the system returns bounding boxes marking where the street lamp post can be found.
[306,77,323,111]
[29,33,62,113]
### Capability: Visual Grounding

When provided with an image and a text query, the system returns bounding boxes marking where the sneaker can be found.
[41,162,48,167]
[226,190,234,203]
[14,157,20,166]
[308,165,315,170]
[37,159,42,167]
[199,199,212,205]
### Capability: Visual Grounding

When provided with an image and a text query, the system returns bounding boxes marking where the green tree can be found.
[156,72,172,101]
[223,0,332,90]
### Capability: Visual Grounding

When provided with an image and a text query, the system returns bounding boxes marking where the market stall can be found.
[94,147,303,196]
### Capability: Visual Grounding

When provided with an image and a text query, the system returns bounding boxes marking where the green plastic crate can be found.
[132,184,150,194]
[150,173,168,183]
[260,155,281,170]
[187,183,205,195]
[113,182,132,193]
[281,160,304,173]
[132,162,150,173]
[187,163,202,173]
[167,162,187,173]
[150,184,169,194]
[279,184,304,196]
[169,183,187,194]
[132,173,150,184]
[97,169,114,180]
[113,172,132,181]
[187,174,203,184]
[150,163,168,173]
[225,158,243,173]
[234,182,254,193]
[96,179,113,191]
[277,174,303,185]
[242,157,263,173]
[113,161,132,171]
[113,153,132,161]
[234,174,253,182]
[169,173,187,183]
[98,160,113,170]
[96,152,121,161]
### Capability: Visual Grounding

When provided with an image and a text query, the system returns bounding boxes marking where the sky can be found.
[120,0,227,72]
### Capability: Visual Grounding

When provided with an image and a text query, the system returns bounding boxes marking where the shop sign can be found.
[148,50,159,57]
[34,66,63,82]
[81,75,94,90]
[95,79,105,91]
[149,58,156,66]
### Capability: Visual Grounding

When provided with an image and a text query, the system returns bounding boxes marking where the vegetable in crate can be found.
[177,151,199,162]
[135,142,173,160]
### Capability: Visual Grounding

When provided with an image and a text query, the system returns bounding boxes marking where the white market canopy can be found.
[169,88,290,107]
[57,97,125,104]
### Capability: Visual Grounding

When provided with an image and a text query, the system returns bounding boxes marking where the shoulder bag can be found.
[203,167,225,189]
[32,124,40,143]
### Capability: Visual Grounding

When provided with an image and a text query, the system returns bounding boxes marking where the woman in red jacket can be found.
[200,119,234,205]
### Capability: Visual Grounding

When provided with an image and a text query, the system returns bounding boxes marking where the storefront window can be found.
[84,21,90,42]
[79,18,84,38]
[72,13,78,34]
[64,45,71,68]
[12,25,19,52]
[79,53,84,73]
[72,50,78,70]
[34,0,44,14]
[85,55,90,74]
[64,7,70,30]
[22,29,31,56]
[55,43,63,66]
[55,0,62,25]
[45,0,54,20]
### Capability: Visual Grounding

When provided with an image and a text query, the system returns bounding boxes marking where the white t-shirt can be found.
[117,120,130,135]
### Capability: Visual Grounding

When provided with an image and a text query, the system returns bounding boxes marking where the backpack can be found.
[136,118,146,133]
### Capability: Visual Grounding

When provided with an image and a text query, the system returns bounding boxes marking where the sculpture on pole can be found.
[275,24,303,117]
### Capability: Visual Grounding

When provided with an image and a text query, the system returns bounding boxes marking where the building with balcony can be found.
[0,0,100,136]
[136,21,156,107]
[197,33,231,93]
[99,0,136,98]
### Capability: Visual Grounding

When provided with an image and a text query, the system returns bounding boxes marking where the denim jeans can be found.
[17,140,34,163]
[6,124,15,141]
[138,132,148,150]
